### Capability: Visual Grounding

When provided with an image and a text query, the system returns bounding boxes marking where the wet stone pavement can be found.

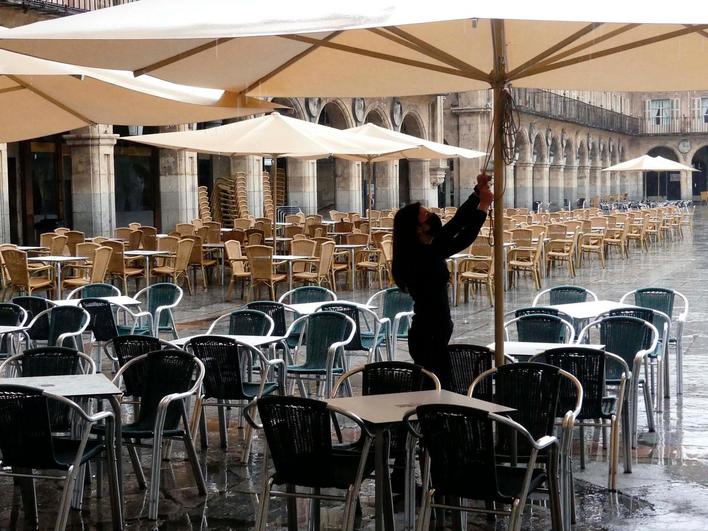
[4,208,708,530]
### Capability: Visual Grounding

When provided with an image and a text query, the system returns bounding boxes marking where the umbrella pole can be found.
[492,82,506,368]
[272,156,278,253]
[367,159,373,244]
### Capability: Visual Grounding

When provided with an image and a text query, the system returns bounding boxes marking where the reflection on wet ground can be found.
[3,208,708,529]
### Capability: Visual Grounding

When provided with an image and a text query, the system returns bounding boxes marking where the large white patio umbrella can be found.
[342,122,486,211]
[0,45,278,142]
[7,0,708,366]
[602,155,698,200]
[124,111,413,244]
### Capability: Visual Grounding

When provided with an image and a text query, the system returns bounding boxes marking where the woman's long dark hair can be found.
[392,202,421,292]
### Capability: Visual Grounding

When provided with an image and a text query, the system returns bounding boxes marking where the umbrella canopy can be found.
[601,155,697,173]
[1,0,707,95]
[343,123,485,162]
[123,111,413,157]
[0,45,279,143]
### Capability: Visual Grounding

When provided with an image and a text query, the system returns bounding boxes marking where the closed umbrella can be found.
[6,1,708,367]
[602,154,698,200]
[0,45,278,142]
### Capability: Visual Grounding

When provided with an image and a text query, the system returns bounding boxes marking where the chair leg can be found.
[642,381,656,432]
[148,432,164,520]
[56,466,81,531]
[255,477,273,531]
[127,444,147,488]
[183,433,207,495]
[218,405,228,448]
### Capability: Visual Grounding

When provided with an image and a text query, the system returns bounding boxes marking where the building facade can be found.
[1,2,708,244]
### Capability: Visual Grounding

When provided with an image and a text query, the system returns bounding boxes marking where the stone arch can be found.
[364,105,392,129]
[646,145,681,200]
[576,139,588,167]
[398,110,428,205]
[691,145,708,199]
[316,100,357,214]
[515,128,531,163]
[531,133,549,205]
[513,129,532,208]
[271,97,306,120]
[563,136,576,167]
[400,110,427,139]
[549,136,562,166]
[531,133,548,164]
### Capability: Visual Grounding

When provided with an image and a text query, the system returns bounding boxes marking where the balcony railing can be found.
[640,116,708,135]
[511,88,641,135]
[0,0,135,13]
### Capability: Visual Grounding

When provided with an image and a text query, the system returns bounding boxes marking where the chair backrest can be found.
[42,306,90,348]
[175,223,195,236]
[246,228,265,246]
[110,335,164,397]
[129,350,199,431]
[225,239,247,274]
[90,246,113,283]
[633,287,676,319]
[174,238,194,273]
[39,232,55,249]
[188,336,254,400]
[346,233,368,246]
[0,303,27,354]
[285,214,303,225]
[103,240,127,274]
[360,361,430,395]
[49,235,67,256]
[0,385,61,469]
[291,238,316,259]
[257,395,341,487]
[187,235,205,265]
[378,287,413,335]
[4,346,93,377]
[505,313,573,343]
[294,312,354,370]
[140,283,182,328]
[67,283,121,299]
[447,344,494,396]
[210,309,274,336]
[157,235,179,255]
[79,298,119,342]
[580,315,656,379]
[65,231,85,255]
[533,285,597,306]
[76,242,100,263]
[115,227,132,240]
[317,241,335,276]
[284,225,304,238]
[12,296,53,340]
[245,301,288,336]
[126,230,143,251]
[482,362,562,456]
[279,286,336,304]
[246,245,274,282]
[221,229,245,244]
[318,302,364,351]
[2,249,30,288]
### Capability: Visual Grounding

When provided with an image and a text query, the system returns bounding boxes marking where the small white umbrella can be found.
[124,112,413,246]
[0,45,278,142]
[602,154,697,200]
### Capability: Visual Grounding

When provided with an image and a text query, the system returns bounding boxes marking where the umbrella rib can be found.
[511,23,640,78]
[7,74,93,124]
[134,38,235,77]
[518,24,708,79]
[371,26,490,82]
[0,85,24,95]
[506,22,603,80]
[242,31,342,95]
[279,34,469,79]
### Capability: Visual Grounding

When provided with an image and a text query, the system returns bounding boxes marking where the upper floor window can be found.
[701,98,708,124]
[648,99,672,125]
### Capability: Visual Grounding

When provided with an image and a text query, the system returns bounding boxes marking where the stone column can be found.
[0,143,9,242]
[408,160,437,207]
[514,162,533,209]
[374,160,398,210]
[601,170,611,198]
[286,158,317,214]
[548,164,564,210]
[335,160,362,213]
[64,125,118,237]
[532,162,550,205]
[610,171,621,196]
[680,170,693,200]
[158,125,198,231]
[563,165,578,209]
[576,165,589,205]
[503,162,515,208]
[230,155,264,217]
[588,164,601,201]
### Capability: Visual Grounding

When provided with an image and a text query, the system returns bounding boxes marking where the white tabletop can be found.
[124,250,170,256]
[17,246,47,251]
[28,255,87,263]
[286,301,375,315]
[273,255,310,261]
[53,295,140,307]
[371,227,393,231]
[170,334,286,348]
[487,341,605,358]
[265,237,293,242]
[0,373,122,398]
[327,390,514,426]
[550,300,633,320]
[202,243,225,248]
[335,244,368,249]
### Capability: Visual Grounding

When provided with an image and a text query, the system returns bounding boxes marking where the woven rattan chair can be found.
[0,385,122,531]
[293,240,335,290]
[247,395,374,531]
[104,240,144,294]
[578,227,606,269]
[175,223,195,237]
[224,240,250,302]
[1,249,54,297]
[63,245,112,290]
[246,245,287,301]
[286,311,355,398]
[290,238,316,276]
[152,238,194,295]
[530,346,629,491]
[508,237,544,290]
[187,336,284,456]
[405,404,561,531]
[456,242,494,306]
[105,350,206,520]
[186,235,217,290]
